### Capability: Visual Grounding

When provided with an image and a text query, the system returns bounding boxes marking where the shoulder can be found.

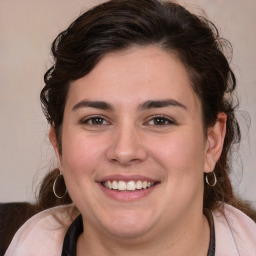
[4,204,78,256]
[213,203,256,256]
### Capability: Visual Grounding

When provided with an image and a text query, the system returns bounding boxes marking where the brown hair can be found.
[39,0,255,220]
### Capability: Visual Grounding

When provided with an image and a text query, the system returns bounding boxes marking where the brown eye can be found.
[81,116,109,126]
[147,116,175,126]
[90,117,105,125]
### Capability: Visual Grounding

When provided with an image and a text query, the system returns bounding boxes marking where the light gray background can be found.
[0,0,255,204]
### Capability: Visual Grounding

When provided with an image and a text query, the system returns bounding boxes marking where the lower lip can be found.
[99,183,158,201]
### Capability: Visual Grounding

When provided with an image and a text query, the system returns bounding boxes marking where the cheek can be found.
[59,131,107,204]
[149,131,206,176]
[60,130,105,176]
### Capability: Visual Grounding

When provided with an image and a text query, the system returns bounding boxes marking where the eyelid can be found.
[80,115,111,125]
[145,115,176,126]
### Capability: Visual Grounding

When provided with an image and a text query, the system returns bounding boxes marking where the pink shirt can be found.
[5,203,256,256]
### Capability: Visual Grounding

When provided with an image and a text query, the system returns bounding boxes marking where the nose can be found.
[106,123,148,166]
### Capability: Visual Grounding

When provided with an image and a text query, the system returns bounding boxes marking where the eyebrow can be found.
[72,100,113,111]
[138,99,187,111]
[72,99,187,112]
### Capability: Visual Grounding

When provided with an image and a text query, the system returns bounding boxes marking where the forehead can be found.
[66,45,200,111]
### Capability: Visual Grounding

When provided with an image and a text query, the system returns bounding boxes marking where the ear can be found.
[204,113,227,173]
[49,126,63,172]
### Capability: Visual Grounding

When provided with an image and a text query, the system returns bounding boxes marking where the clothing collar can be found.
[62,210,215,256]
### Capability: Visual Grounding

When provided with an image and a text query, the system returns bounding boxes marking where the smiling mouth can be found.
[102,180,156,192]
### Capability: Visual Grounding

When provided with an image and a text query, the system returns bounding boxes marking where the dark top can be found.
[62,210,215,256]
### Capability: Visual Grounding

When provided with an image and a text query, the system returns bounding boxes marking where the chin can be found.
[106,224,152,239]
[102,211,155,239]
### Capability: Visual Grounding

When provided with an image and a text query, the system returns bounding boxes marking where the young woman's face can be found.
[53,46,221,239]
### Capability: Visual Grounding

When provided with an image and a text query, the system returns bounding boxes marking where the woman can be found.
[5,0,256,255]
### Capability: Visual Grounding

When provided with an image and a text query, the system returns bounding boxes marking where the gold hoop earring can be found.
[205,171,217,187]
[53,173,67,199]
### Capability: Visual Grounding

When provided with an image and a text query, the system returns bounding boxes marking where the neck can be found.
[77,211,210,256]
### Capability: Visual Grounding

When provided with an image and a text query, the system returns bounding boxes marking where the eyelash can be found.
[80,115,110,126]
[146,115,176,126]
[80,115,176,127]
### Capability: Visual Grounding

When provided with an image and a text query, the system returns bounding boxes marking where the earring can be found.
[53,172,67,199]
[205,171,217,187]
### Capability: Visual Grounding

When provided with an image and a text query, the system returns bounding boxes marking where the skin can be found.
[50,45,226,256]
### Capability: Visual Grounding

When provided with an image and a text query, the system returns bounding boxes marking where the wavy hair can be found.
[38,0,255,220]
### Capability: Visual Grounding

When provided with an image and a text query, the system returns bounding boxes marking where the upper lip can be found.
[97,174,159,183]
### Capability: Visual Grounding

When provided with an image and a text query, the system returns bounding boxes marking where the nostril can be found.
[109,157,143,166]
[105,128,148,165]
[107,145,148,165]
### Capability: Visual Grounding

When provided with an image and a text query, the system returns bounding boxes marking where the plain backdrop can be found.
[0,0,255,204]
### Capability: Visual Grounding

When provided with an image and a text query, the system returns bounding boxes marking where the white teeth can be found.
[127,181,136,191]
[142,181,148,189]
[118,181,126,190]
[136,180,143,189]
[112,180,118,190]
[147,182,153,188]
[107,181,112,189]
[103,180,155,191]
